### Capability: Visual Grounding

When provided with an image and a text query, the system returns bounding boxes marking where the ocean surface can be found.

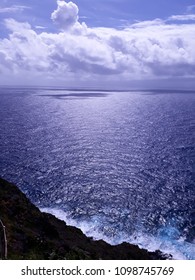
[0,87,195,259]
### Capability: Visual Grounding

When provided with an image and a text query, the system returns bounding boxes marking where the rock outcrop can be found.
[0,178,168,260]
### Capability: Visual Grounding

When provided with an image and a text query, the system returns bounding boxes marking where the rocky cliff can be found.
[0,178,169,260]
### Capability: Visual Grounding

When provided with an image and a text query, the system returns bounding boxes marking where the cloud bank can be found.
[0,1,195,88]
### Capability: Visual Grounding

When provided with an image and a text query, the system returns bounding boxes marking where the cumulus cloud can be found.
[4,18,32,32]
[51,0,79,30]
[0,1,195,87]
[1,19,50,75]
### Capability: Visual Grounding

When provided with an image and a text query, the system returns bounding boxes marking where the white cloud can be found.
[0,5,29,14]
[0,2,195,87]
[1,19,50,74]
[51,0,79,30]
[4,18,32,32]
[168,14,195,21]
[35,25,46,30]
[131,18,165,28]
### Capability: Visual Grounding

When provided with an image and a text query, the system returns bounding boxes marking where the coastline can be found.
[0,177,169,260]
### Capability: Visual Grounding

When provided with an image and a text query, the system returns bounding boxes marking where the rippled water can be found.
[0,87,195,259]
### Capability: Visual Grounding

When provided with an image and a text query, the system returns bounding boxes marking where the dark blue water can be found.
[0,87,195,259]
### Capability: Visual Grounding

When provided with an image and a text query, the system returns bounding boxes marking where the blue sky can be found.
[0,0,195,88]
[1,0,195,30]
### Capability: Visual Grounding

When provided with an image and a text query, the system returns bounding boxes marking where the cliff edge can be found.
[0,178,168,260]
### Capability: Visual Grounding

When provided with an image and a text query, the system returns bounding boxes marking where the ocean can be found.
[0,87,194,259]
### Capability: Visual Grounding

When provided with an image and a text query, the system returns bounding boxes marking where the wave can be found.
[41,207,195,260]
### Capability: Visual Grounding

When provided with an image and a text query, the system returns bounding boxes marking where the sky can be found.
[0,0,195,88]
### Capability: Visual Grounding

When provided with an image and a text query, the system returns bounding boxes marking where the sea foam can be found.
[41,207,195,260]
